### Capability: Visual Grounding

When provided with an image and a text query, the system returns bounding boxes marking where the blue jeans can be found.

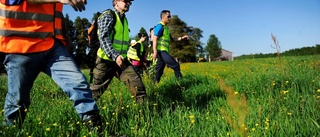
[3,41,99,126]
[154,51,182,83]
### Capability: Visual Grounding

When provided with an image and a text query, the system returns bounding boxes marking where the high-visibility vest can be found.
[97,10,130,61]
[0,2,65,53]
[127,41,144,61]
[156,22,170,52]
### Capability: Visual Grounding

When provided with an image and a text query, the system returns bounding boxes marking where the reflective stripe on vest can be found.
[97,10,130,61]
[0,2,65,53]
[127,41,143,61]
[157,22,170,52]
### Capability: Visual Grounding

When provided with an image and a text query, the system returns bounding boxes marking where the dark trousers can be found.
[154,51,182,83]
[132,65,144,75]
[90,57,146,100]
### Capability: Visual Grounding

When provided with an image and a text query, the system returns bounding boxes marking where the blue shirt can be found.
[153,24,164,37]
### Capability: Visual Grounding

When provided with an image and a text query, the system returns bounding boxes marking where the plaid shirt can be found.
[97,9,126,61]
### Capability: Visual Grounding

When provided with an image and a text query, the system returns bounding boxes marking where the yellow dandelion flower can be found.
[234,92,238,95]
[251,128,255,131]
[189,115,194,119]
[285,81,289,84]
[38,122,42,125]
[102,106,107,110]
[191,119,195,124]
[83,136,86,137]
[126,105,129,108]
[282,90,289,94]
[46,128,50,131]
[52,123,58,126]
[153,103,157,106]
[1,109,4,112]
[272,82,275,86]
[287,112,292,116]
[317,96,320,99]
[255,123,259,126]
[317,89,320,93]
[76,121,80,124]
[244,127,248,131]
[106,122,109,125]
[121,107,124,109]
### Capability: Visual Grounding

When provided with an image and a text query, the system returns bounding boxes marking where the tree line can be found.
[234,44,320,60]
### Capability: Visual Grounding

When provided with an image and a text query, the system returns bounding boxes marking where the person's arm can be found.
[135,43,142,60]
[172,35,189,42]
[152,24,163,60]
[152,35,158,60]
[26,0,87,12]
[97,12,120,61]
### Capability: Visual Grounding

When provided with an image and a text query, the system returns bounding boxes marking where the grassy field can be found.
[0,55,319,137]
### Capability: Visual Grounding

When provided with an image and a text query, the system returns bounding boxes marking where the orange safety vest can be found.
[0,2,66,53]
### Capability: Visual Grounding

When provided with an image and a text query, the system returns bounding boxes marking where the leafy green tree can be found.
[73,16,91,67]
[63,14,76,56]
[167,15,203,62]
[205,34,221,61]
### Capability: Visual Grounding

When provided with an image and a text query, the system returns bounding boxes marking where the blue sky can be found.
[64,0,320,56]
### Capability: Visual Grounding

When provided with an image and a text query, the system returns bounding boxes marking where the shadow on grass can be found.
[148,74,225,113]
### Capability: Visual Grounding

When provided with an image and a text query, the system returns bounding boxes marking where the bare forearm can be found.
[152,40,157,54]
[152,36,158,53]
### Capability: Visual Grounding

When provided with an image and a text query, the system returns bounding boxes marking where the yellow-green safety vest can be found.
[157,22,170,52]
[127,41,144,61]
[97,10,130,61]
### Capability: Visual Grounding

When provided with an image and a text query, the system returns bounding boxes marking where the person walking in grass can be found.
[127,33,148,75]
[0,0,102,132]
[90,0,147,102]
[152,10,189,83]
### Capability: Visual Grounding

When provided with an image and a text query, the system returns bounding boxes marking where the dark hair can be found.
[160,10,170,19]
[138,33,147,38]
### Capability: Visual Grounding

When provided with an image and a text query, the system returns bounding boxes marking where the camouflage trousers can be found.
[90,57,147,101]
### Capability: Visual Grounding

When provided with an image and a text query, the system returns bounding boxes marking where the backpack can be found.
[87,9,116,83]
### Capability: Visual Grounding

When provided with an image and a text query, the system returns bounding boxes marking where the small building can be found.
[220,49,233,61]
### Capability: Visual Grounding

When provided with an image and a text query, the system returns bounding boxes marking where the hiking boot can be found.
[83,114,103,135]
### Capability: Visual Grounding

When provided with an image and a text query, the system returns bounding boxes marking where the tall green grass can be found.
[0,55,319,136]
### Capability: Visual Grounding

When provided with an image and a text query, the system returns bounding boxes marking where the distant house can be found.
[215,49,233,61]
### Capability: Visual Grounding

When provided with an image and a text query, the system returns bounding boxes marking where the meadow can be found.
[0,55,319,137]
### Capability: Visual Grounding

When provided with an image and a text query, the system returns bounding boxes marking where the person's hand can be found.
[152,53,157,60]
[61,0,87,12]
[116,55,125,69]
[180,35,189,40]
[182,35,189,39]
